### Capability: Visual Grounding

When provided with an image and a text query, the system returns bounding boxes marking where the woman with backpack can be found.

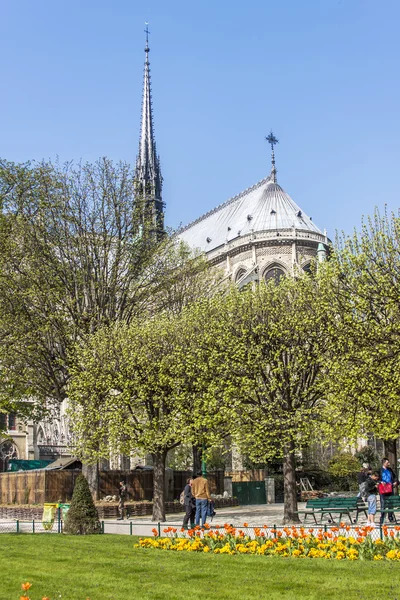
[182,478,196,530]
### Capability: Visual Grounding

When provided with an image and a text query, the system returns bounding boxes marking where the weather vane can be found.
[265,131,279,182]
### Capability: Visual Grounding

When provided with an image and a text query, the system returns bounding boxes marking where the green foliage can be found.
[355,445,380,469]
[68,315,188,461]
[0,157,214,422]
[63,474,101,535]
[328,453,360,478]
[166,445,193,470]
[319,208,400,442]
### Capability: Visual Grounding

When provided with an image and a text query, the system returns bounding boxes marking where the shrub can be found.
[328,453,360,491]
[63,474,101,535]
[355,446,380,469]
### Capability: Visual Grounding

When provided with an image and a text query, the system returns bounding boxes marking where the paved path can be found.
[102,503,305,536]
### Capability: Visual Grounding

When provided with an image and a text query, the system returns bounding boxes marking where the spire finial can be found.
[144,22,150,53]
[265,130,279,183]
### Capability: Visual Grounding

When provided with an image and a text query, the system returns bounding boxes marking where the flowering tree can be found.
[190,277,329,523]
[68,315,189,521]
[320,209,400,464]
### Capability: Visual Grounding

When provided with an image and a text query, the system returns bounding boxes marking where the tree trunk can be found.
[152,450,166,522]
[82,462,99,501]
[192,444,202,475]
[283,438,300,524]
[383,439,398,468]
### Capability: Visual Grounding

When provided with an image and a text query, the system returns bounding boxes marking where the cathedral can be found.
[0,31,329,471]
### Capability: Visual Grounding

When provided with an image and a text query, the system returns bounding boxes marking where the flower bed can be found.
[137,523,400,561]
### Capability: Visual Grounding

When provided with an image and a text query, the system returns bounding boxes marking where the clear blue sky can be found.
[1,0,399,237]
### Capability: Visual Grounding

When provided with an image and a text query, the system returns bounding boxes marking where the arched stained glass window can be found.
[264,266,286,284]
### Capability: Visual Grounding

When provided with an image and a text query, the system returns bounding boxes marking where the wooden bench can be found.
[380,495,400,523]
[297,497,367,524]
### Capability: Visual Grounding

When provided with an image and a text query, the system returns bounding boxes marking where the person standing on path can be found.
[363,471,380,526]
[117,480,127,520]
[379,458,398,525]
[182,478,196,529]
[191,471,211,527]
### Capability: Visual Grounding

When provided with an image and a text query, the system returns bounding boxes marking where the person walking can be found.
[191,471,211,527]
[117,480,127,520]
[379,458,398,525]
[182,478,196,530]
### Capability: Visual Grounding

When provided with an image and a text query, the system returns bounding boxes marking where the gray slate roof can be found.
[178,176,324,254]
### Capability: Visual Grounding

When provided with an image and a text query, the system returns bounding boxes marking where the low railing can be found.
[0,519,397,542]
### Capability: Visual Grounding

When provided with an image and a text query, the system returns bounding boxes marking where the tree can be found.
[0,158,212,421]
[171,295,239,474]
[320,208,400,463]
[68,314,193,522]
[63,474,101,534]
[200,276,329,523]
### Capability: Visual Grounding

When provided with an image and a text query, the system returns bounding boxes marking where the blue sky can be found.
[1,0,399,238]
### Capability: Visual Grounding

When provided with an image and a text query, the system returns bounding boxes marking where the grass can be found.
[2,534,400,600]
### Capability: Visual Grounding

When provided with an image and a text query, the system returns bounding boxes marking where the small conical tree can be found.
[64,474,101,535]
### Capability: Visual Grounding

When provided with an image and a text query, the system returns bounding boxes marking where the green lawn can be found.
[2,534,400,600]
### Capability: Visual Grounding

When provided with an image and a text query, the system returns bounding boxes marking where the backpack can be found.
[359,481,368,498]
[179,490,185,505]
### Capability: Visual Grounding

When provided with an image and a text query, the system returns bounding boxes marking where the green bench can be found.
[297,497,367,524]
[380,495,400,523]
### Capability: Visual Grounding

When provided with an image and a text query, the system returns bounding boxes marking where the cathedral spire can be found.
[265,131,279,183]
[135,23,164,235]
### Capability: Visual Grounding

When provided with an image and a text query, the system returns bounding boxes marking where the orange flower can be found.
[42,597,51,600]
[20,596,30,600]
[21,584,32,591]
[243,522,248,527]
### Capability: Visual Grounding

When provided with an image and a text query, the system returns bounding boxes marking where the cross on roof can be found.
[144,22,150,48]
[265,131,279,150]
[265,131,279,183]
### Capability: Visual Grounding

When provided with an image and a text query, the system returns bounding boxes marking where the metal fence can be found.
[0,520,64,534]
[0,519,398,542]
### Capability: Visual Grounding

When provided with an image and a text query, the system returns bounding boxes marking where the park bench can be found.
[297,497,367,524]
[380,495,400,523]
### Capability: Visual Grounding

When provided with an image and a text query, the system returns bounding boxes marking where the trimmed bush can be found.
[64,474,101,535]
